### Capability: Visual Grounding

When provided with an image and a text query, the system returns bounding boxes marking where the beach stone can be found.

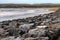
[19,23,34,32]
[57,37,60,40]
[1,36,14,40]
[0,28,9,37]
[0,28,4,34]
[0,24,2,28]
[1,36,24,40]
[25,37,49,40]
[36,25,48,29]
[19,23,34,36]
[25,37,37,40]
[14,37,23,40]
[2,21,9,26]
[7,27,20,37]
[39,37,49,40]
[22,33,31,38]
[9,21,18,28]
[28,28,46,37]
[46,24,60,40]
[34,21,42,26]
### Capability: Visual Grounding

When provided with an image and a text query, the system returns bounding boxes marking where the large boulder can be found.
[19,23,34,32]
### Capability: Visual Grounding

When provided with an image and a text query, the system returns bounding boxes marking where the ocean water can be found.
[0,8,54,21]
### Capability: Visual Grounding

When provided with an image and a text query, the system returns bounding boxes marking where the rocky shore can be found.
[0,9,60,40]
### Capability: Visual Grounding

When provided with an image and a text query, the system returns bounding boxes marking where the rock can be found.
[28,28,46,37]
[39,37,49,40]
[49,23,60,29]
[25,37,49,40]
[57,37,60,40]
[1,36,24,40]
[2,21,9,25]
[1,36,14,40]
[19,23,34,29]
[7,27,20,37]
[9,21,18,28]
[25,37,37,40]
[14,37,23,40]
[19,23,34,32]
[0,28,5,34]
[34,21,42,26]
[36,25,48,29]
[19,23,34,36]
[0,28,9,37]
[22,33,30,38]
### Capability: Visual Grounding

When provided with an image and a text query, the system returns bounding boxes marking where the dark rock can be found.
[7,28,20,37]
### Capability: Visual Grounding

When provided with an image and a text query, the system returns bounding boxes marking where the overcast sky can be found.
[0,0,60,4]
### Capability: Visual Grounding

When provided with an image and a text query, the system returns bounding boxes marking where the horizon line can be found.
[0,3,60,4]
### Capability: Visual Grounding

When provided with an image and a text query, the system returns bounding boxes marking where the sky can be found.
[0,0,60,4]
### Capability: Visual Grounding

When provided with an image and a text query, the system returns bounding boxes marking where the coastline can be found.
[0,8,55,22]
[0,8,60,40]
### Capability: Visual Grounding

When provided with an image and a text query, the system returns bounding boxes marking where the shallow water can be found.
[0,8,54,21]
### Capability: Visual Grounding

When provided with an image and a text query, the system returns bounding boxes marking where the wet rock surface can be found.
[0,9,60,40]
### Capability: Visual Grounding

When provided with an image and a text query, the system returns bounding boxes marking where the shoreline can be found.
[0,8,56,22]
[0,9,60,40]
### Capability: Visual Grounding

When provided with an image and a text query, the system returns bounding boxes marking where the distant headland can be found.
[0,3,60,8]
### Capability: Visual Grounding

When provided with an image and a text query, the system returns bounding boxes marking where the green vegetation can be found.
[0,4,60,8]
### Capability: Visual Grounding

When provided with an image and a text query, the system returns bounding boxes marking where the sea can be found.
[0,8,54,21]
